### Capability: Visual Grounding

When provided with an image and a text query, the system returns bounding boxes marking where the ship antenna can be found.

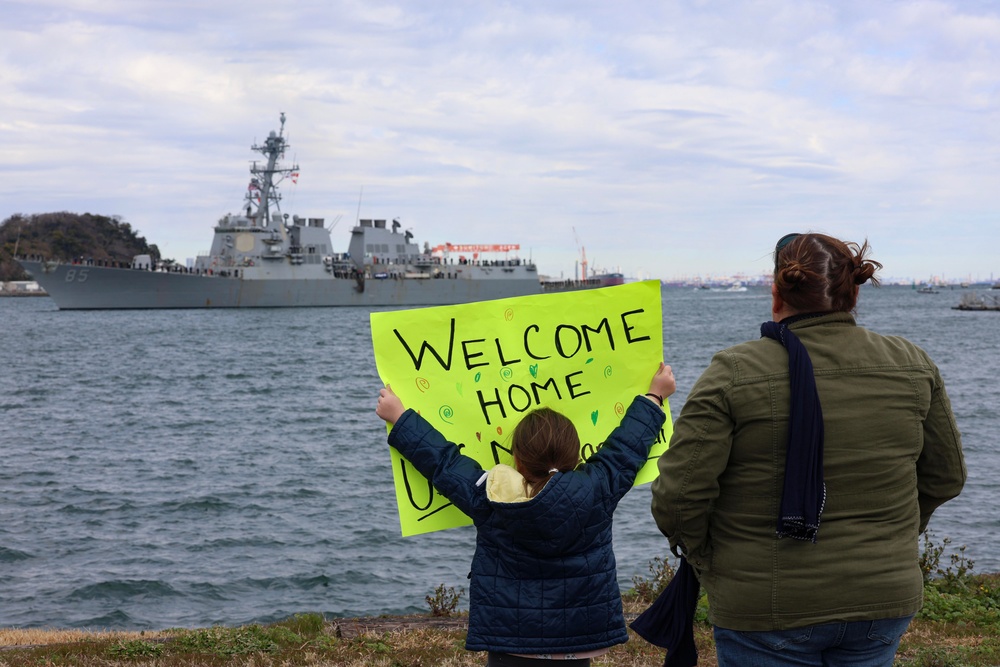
[245,113,297,227]
[356,185,364,224]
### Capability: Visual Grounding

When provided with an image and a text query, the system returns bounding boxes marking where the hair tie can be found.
[853,260,871,285]
[548,468,559,474]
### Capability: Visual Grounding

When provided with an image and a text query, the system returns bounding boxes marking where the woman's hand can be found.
[376,385,405,425]
[648,362,676,401]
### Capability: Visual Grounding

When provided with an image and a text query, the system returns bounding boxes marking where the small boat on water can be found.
[953,292,1000,311]
[916,285,940,294]
[16,114,605,310]
[0,281,46,297]
[709,281,748,293]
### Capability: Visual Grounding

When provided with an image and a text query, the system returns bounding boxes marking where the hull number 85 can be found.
[64,269,89,283]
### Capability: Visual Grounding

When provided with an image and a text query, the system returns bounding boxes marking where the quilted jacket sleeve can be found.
[387,409,492,524]
[585,396,666,502]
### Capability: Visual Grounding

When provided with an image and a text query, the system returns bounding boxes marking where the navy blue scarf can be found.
[761,317,826,542]
[630,557,699,667]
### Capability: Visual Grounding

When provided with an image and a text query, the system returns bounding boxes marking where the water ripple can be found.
[0,547,34,563]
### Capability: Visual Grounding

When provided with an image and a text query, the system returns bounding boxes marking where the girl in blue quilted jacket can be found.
[376,362,674,666]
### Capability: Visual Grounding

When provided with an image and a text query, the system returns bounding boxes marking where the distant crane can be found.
[572,227,588,281]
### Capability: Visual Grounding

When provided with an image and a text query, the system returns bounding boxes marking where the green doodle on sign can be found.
[529,363,538,378]
[586,358,594,364]
[590,410,599,425]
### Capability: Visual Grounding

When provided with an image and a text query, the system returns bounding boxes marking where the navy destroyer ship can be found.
[16,115,600,309]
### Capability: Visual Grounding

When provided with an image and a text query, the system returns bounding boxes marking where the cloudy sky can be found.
[2,0,998,283]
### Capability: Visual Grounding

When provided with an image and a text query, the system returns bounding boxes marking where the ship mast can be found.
[247,112,299,228]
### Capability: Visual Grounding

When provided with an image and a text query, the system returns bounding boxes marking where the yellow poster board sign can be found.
[370,280,672,536]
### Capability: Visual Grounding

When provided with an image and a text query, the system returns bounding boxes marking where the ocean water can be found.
[0,285,996,630]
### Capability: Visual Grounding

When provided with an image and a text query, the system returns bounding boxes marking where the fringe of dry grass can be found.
[0,617,705,667]
[0,627,168,647]
[1,616,997,667]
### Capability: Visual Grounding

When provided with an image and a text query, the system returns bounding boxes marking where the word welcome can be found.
[393,310,651,372]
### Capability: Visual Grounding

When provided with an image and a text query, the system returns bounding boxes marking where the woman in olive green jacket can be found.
[650,233,965,667]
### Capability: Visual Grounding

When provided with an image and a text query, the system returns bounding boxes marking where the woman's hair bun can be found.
[852,259,878,285]
[779,263,809,287]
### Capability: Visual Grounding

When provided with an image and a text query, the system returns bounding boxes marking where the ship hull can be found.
[17,260,546,309]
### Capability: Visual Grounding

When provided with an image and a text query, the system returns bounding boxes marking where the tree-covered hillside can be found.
[0,212,162,281]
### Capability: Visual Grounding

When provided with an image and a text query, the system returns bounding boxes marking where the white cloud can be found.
[0,0,997,282]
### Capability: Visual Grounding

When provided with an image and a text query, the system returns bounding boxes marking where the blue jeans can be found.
[714,616,914,667]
